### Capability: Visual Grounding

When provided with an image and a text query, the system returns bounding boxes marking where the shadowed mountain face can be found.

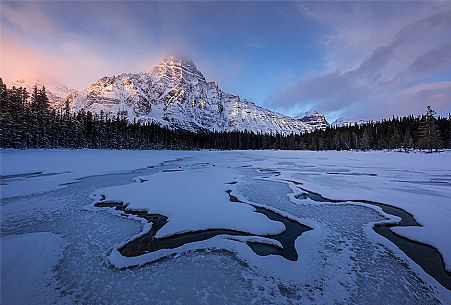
[295,110,329,131]
[8,56,328,134]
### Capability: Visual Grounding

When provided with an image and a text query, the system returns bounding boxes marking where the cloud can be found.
[271,2,451,119]
[380,44,451,88]
[0,1,251,91]
[0,2,182,89]
[1,33,114,88]
[397,81,451,112]
[1,1,57,38]
[2,0,450,120]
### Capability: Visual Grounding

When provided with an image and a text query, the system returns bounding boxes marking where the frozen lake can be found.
[1,150,451,304]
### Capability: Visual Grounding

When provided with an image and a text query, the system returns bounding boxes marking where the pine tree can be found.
[360,128,370,150]
[351,131,358,149]
[0,78,12,147]
[447,114,451,149]
[64,99,71,118]
[402,130,414,152]
[391,126,401,149]
[417,106,443,152]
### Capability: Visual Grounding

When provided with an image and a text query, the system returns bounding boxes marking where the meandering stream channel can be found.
[94,188,311,261]
[94,166,450,291]
[2,157,447,304]
[289,180,451,290]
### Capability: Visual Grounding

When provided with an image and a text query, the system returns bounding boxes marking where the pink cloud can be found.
[2,34,110,89]
[1,31,163,90]
[0,2,164,89]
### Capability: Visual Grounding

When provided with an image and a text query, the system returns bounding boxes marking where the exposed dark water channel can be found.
[292,183,451,290]
[1,171,70,182]
[226,190,312,260]
[94,191,311,262]
[326,172,377,176]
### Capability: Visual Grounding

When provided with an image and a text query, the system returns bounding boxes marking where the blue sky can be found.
[2,1,451,122]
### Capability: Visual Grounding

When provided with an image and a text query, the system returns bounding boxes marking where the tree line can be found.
[1,79,450,151]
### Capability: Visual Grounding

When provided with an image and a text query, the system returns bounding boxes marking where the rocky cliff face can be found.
[295,110,329,130]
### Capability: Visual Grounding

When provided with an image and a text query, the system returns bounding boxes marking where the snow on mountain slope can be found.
[332,117,369,128]
[295,110,329,130]
[66,56,313,134]
[6,57,318,134]
[7,78,72,109]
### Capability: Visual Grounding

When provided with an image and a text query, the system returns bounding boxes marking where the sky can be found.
[1,1,451,122]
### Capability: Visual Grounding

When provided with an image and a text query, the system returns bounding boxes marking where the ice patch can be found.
[1,232,64,305]
[92,167,285,239]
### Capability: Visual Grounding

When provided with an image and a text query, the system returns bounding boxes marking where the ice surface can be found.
[2,150,451,304]
[238,178,447,303]
[92,166,285,238]
[1,232,64,305]
[1,166,310,304]
[0,149,188,198]
[251,150,451,271]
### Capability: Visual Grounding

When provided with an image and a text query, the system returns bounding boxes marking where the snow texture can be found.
[1,149,451,304]
[1,149,183,198]
[91,166,285,238]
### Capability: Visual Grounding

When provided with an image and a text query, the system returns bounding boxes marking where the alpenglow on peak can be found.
[153,55,205,83]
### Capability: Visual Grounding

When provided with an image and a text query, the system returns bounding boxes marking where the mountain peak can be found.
[153,55,205,83]
[295,110,321,118]
[332,117,369,127]
[160,54,195,66]
[295,110,329,130]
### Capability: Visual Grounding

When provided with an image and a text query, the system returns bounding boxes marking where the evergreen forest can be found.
[1,79,450,152]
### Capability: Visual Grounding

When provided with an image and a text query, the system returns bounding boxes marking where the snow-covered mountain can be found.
[331,117,370,128]
[295,110,329,130]
[7,78,72,109]
[7,56,328,134]
[66,56,313,134]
